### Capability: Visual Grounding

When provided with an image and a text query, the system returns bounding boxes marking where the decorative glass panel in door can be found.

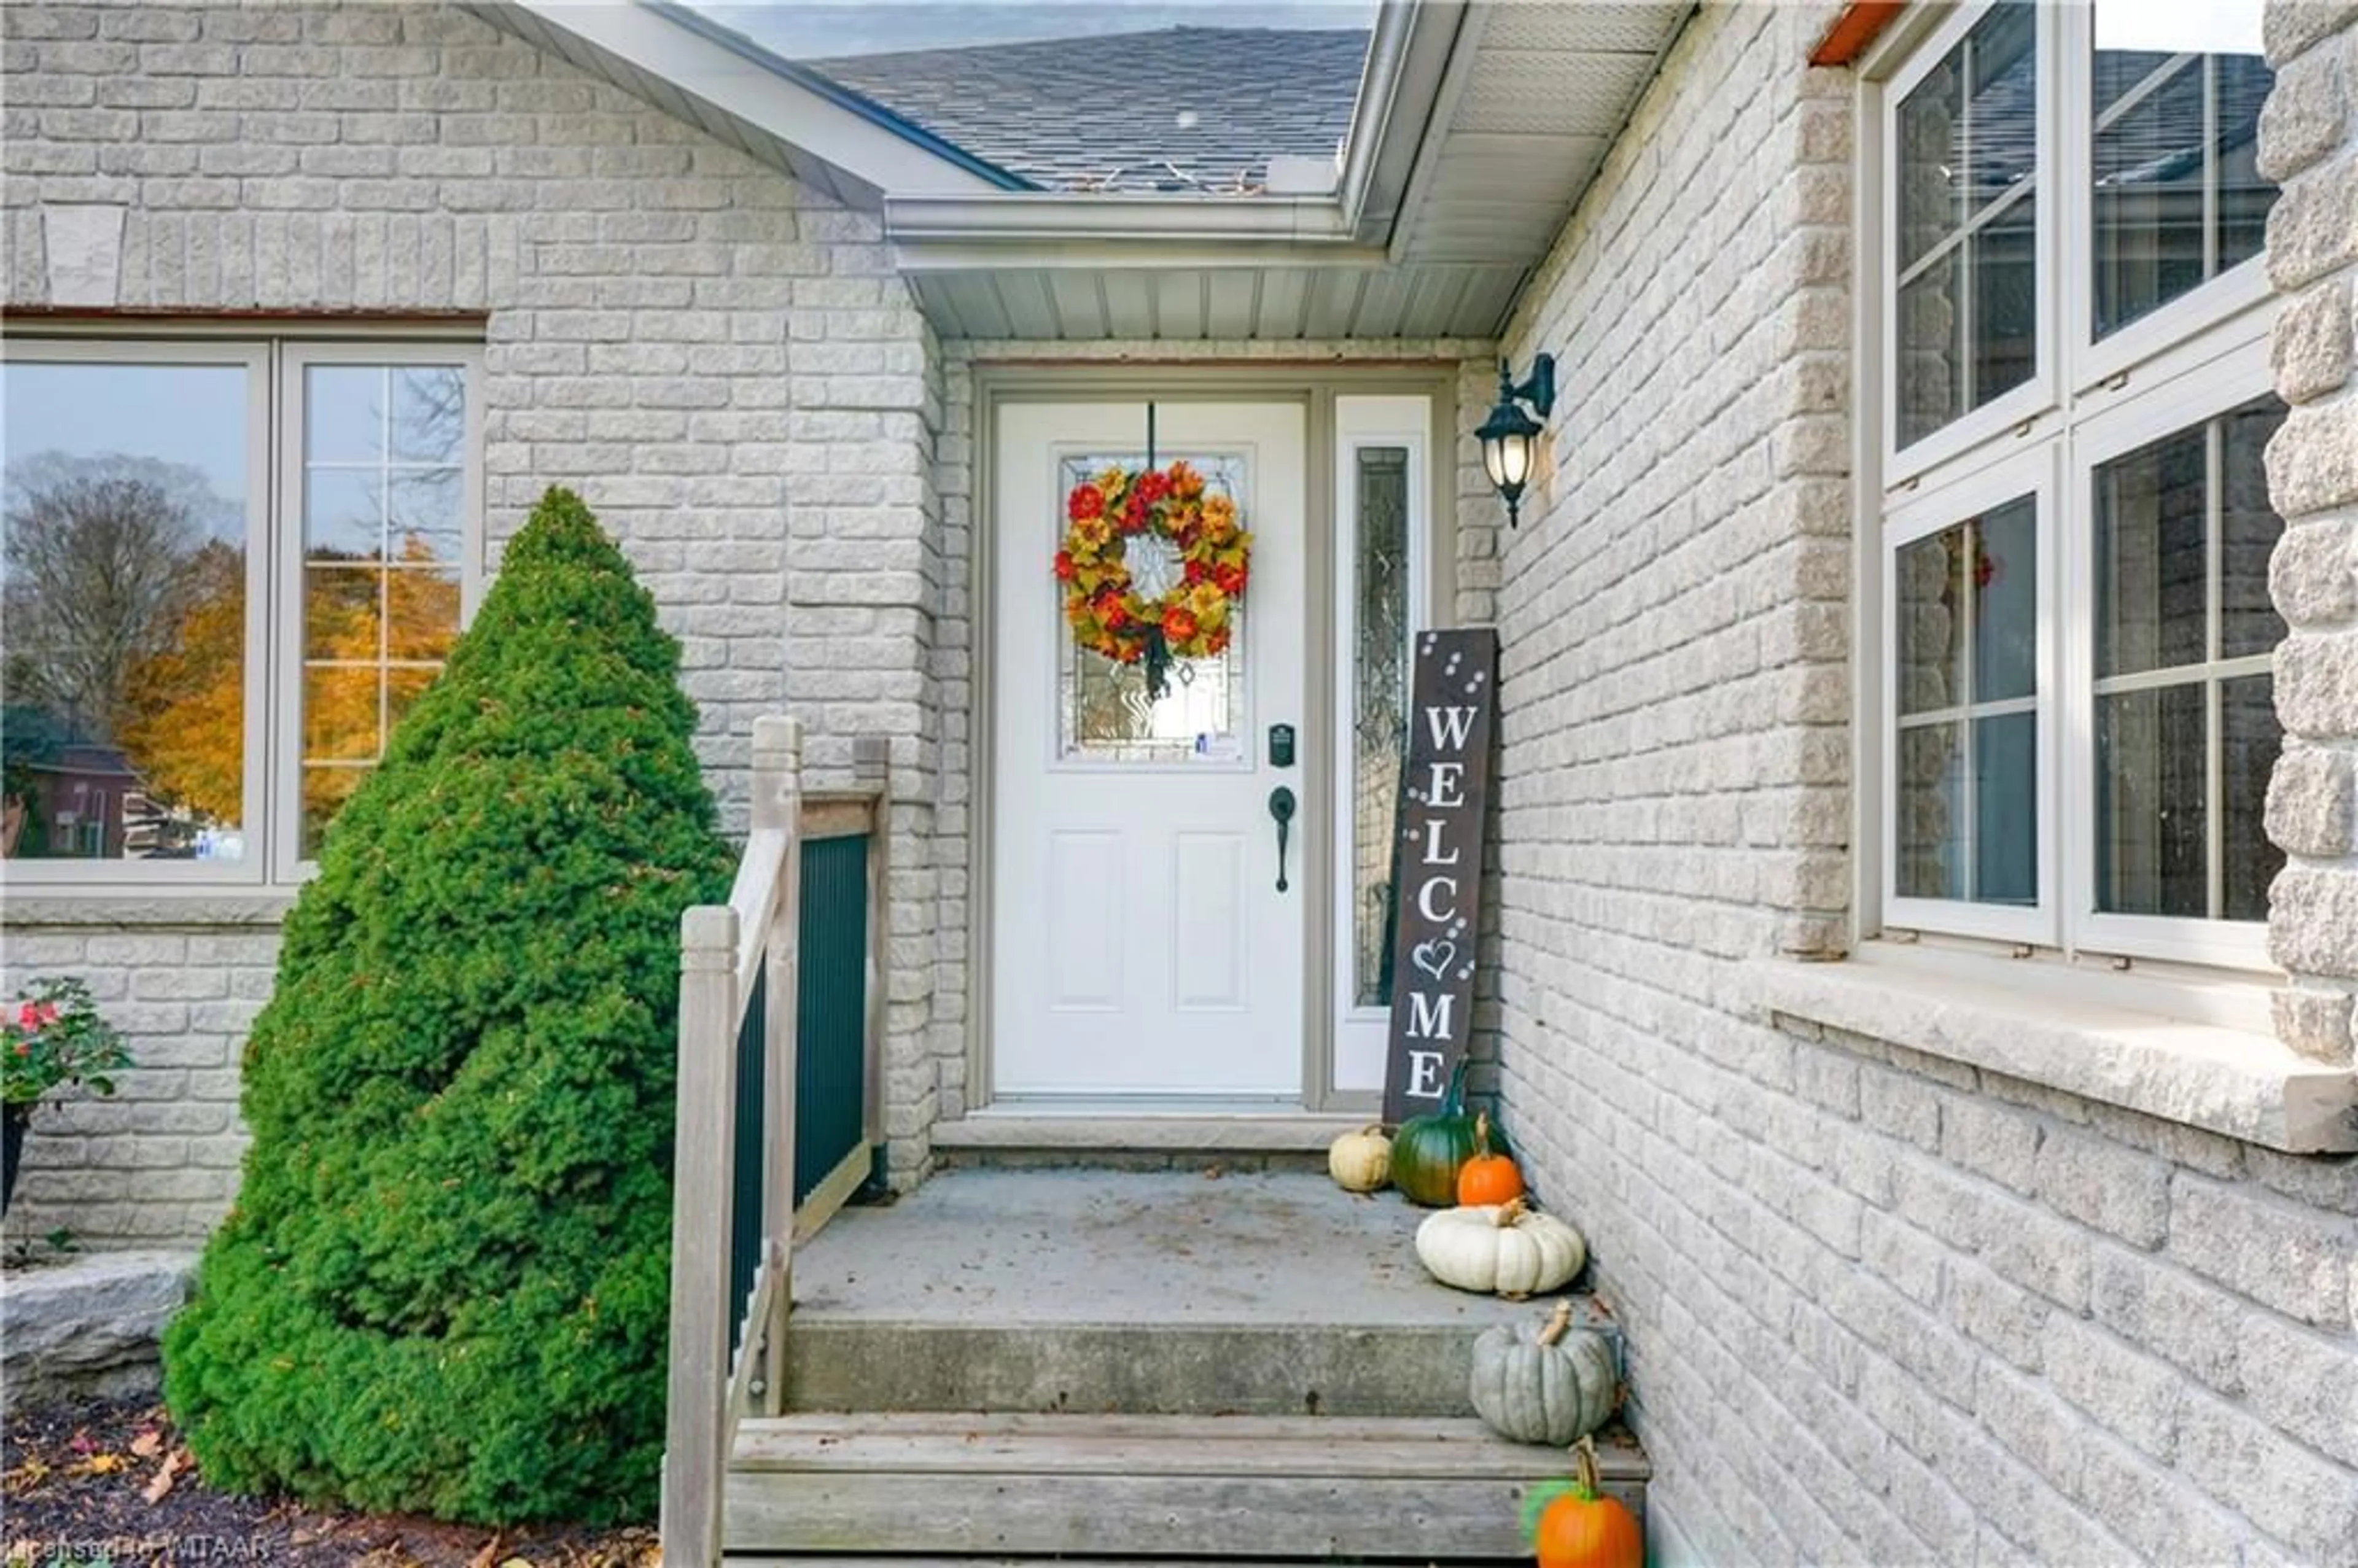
[1057,452,1250,764]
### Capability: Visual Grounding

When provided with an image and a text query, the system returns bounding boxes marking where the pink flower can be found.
[17,1003,36,1029]
[35,1003,56,1025]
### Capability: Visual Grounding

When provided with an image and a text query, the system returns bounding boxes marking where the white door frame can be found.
[968,365,1460,1115]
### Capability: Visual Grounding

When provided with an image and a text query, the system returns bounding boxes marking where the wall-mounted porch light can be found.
[1476,352,1555,528]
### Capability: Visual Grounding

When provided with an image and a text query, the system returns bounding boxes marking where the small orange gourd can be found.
[1530,1437,1643,1568]
[1455,1111,1525,1206]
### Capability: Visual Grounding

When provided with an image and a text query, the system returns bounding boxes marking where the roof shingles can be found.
[808,25,1370,193]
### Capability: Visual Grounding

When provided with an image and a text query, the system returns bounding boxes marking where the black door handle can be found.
[1268,786,1296,893]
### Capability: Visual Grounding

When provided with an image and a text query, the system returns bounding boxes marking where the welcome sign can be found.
[1383,628,1499,1125]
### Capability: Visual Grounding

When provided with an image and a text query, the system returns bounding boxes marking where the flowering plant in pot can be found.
[2,977,130,1213]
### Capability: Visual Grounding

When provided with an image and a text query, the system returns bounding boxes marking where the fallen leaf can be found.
[129,1429,164,1458]
[143,1446,192,1504]
[499,1557,535,1568]
[467,1535,504,1568]
[1,1457,53,1493]
[77,1453,130,1477]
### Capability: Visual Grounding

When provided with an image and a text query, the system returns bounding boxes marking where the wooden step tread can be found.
[734,1411,1648,1478]
[724,1415,1645,1559]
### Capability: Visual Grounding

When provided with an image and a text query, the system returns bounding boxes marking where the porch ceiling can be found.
[904,262,1530,341]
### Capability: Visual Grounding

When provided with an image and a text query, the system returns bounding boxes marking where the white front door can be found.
[991,401,1308,1098]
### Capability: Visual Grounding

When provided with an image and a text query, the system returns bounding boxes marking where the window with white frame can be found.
[1874,1,2282,968]
[0,338,482,887]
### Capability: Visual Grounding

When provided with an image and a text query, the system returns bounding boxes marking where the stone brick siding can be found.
[1,1,951,1240]
[2262,2,2358,1062]
[1489,2,2357,1562]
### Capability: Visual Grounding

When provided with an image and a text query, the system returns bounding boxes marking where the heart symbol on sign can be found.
[1412,940,1456,981]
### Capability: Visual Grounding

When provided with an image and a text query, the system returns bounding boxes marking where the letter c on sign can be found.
[1417,876,1459,923]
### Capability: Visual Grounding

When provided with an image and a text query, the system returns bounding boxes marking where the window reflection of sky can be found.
[2,362,246,505]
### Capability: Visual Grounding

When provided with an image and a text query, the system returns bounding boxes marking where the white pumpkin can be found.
[1414,1198,1586,1297]
[1328,1123,1392,1193]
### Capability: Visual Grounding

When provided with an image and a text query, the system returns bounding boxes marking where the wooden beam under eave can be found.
[1810,1,1908,66]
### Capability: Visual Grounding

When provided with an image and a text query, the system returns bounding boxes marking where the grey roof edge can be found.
[639,0,1040,193]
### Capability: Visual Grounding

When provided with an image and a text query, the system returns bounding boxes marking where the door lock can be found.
[1267,786,1296,893]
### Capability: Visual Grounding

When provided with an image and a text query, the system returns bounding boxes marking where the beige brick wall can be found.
[1,1,952,1238]
[1489,2,2357,1562]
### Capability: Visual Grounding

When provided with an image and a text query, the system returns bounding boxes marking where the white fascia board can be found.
[1382,1,1492,266]
[887,194,1361,247]
[507,1,1013,200]
[1339,0,1470,238]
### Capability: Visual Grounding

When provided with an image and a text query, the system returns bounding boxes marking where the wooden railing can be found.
[661,716,885,1567]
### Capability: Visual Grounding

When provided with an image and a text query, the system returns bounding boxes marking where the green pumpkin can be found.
[1390,1060,1510,1207]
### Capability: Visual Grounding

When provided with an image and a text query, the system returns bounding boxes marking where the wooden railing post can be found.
[752,715,803,1416]
[662,902,738,1568]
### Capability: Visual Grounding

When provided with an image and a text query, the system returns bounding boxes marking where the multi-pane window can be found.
[0,339,480,887]
[297,362,469,856]
[2091,398,2284,922]
[1894,1,2039,447]
[1877,2,2282,966]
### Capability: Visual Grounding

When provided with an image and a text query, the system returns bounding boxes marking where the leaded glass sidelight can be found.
[1057,451,1249,764]
[1351,447,1411,1007]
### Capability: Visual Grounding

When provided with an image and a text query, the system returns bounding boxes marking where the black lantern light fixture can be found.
[1476,352,1556,528]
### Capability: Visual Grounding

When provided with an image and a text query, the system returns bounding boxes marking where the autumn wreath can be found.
[1054,459,1251,698]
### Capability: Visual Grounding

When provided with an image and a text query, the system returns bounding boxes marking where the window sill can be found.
[1743,949,2358,1154]
[0,890,297,928]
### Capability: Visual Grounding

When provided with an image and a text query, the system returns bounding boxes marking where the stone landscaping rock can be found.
[0,1250,196,1410]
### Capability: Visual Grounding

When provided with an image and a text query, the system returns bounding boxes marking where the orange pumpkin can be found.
[1533,1438,1643,1568]
[1455,1111,1525,1206]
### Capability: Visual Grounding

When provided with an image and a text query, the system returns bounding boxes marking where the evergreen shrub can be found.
[164,487,735,1523]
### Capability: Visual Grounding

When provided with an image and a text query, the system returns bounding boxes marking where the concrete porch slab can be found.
[792,1167,1592,1329]
[782,1169,1617,1418]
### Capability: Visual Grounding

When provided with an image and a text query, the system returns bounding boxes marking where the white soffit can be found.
[906,264,1530,341]
[1390,2,1691,266]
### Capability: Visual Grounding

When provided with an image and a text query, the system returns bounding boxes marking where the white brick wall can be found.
[2,1,953,1238]
[1490,3,2358,1561]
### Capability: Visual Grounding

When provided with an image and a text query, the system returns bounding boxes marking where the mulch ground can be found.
[2,1397,658,1568]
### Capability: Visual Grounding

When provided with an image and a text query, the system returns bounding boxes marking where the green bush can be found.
[164,488,735,1523]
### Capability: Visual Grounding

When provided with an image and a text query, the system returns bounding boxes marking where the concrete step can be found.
[780,1168,1621,1418]
[782,1308,1619,1418]
[725,1411,1648,1560]
[930,1114,1366,1174]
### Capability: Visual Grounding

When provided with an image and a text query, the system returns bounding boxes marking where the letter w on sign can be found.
[1383,628,1498,1125]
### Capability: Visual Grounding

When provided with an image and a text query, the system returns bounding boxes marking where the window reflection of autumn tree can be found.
[2,454,235,748]
[122,540,246,823]
[2,453,246,836]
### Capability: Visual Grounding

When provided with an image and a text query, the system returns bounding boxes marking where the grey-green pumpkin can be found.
[1468,1299,1619,1446]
